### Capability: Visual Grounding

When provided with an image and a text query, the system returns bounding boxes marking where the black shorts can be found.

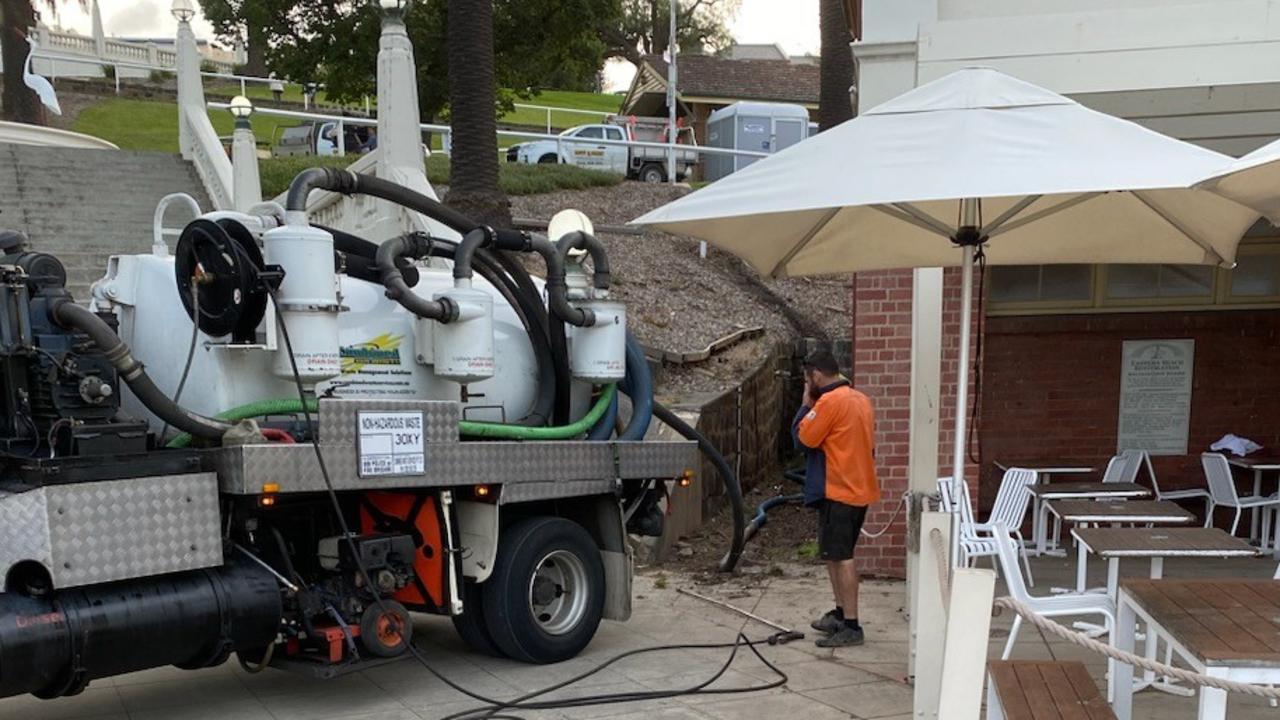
[818,499,868,561]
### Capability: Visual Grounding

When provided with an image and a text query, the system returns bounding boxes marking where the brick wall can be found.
[978,309,1280,510]
[849,269,977,578]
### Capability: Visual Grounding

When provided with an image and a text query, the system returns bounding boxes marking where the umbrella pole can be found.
[950,213,979,568]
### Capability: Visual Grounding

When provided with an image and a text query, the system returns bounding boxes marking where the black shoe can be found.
[815,625,864,647]
[810,609,843,635]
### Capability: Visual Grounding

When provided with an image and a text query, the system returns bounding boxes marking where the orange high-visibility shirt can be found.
[797,386,880,507]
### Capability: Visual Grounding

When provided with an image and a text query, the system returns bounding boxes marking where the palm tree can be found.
[818,0,854,131]
[444,0,510,229]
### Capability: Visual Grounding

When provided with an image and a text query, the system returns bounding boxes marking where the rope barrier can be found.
[860,491,911,539]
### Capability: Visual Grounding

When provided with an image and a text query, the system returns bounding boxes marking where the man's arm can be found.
[797,394,837,449]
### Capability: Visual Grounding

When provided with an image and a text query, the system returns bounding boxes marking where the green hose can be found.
[459,384,615,439]
[164,385,616,447]
[165,397,320,448]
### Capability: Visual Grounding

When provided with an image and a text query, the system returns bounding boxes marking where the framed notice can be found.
[1117,339,1194,456]
[357,411,426,478]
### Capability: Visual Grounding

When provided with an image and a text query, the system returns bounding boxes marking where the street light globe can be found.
[229,95,254,119]
[171,0,196,23]
[378,0,409,14]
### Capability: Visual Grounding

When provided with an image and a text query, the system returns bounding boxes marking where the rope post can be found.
[914,514,951,719]
[938,566,996,720]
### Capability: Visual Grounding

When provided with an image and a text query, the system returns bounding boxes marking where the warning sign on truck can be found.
[357,411,426,477]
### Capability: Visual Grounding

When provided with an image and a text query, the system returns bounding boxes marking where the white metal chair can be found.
[1202,452,1280,540]
[992,522,1117,701]
[1143,450,1213,526]
[937,469,1038,586]
[1102,448,1144,483]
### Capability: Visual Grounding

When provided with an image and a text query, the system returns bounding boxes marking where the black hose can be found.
[453,227,492,281]
[530,235,595,328]
[487,249,562,426]
[319,224,419,287]
[652,401,745,572]
[285,167,477,234]
[555,231,611,290]
[50,299,232,440]
[376,234,457,322]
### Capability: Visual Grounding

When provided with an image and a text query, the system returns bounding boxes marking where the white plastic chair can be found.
[1202,452,1280,539]
[1102,448,1144,483]
[1144,450,1213,525]
[937,469,1038,586]
[992,522,1117,701]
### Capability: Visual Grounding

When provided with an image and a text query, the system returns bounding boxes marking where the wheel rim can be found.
[527,549,589,636]
[376,613,404,648]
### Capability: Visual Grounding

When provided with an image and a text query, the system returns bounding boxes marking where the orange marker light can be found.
[677,469,694,488]
[474,484,491,498]
[262,483,281,494]
[259,495,276,507]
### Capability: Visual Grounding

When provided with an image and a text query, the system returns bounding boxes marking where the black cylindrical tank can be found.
[0,560,282,699]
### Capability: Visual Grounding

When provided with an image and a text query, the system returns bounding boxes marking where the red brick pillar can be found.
[851,268,979,578]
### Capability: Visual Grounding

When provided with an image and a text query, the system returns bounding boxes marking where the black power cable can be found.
[268,295,786,719]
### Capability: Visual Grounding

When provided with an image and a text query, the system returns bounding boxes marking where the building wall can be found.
[977,308,1280,513]
[850,269,977,577]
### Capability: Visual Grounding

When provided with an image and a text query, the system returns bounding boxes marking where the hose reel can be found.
[174,219,282,342]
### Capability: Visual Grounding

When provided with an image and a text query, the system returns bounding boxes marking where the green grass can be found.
[796,540,820,560]
[257,153,620,198]
[499,90,622,130]
[207,82,334,106]
[72,98,303,153]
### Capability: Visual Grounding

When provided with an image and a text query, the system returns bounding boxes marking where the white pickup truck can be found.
[506,117,699,182]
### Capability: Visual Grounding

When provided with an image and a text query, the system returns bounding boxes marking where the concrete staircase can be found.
[0,143,212,301]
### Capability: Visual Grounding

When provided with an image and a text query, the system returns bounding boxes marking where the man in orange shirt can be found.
[796,350,880,647]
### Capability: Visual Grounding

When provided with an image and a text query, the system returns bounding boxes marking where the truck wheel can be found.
[538,153,559,164]
[640,164,666,183]
[359,600,412,658]
[451,580,506,657]
[482,517,605,664]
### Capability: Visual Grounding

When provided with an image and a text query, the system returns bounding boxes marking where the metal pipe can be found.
[676,588,791,633]
[951,229,977,568]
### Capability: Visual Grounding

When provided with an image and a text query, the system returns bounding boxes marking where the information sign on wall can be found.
[1117,339,1194,455]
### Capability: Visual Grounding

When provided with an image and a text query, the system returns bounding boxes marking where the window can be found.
[1227,248,1280,301]
[605,127,625,141]
[573,127,604,139]
[988,265,1093,306]
[1104,265,1214,302]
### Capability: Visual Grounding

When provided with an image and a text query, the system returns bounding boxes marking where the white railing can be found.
[511,102,612,133]
[206,102,771,163]
[30,26,236,74]
[184,111,234,211]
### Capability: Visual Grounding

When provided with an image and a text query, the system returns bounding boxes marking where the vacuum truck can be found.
[0,168,742,700]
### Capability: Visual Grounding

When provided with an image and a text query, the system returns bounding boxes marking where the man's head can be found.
[803,349,841,387]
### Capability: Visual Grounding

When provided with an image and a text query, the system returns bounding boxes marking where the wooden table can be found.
[1114,579,1280,720]
[998,462,1094,560]
[1072,528,1259,696]
[1028,483,1151,556]
[1227,457,1280,548]
[1049,499,1195,526]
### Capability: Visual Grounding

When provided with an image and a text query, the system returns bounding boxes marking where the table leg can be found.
[1076,541,1088,593]
[1107,557,1120,599]
[1252,469,1263,543]
[1036,500,1048,557]
[1113,597,1137,720]
[1142,558,1162,689]
[1198,667,1229,720]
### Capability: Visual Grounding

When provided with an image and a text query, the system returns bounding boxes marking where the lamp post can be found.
[379,0,409,22]
[171,0,195,24]
[228,95,262,212]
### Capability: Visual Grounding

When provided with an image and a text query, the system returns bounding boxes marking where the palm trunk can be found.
[444,0,510,229]
[0,0,44,125]
[818,0,855,131]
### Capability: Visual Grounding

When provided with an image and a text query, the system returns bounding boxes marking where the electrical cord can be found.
[270,293,786,719]
[160,281,200,441]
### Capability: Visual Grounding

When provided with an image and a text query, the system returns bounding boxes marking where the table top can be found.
[1228,457,1280,471]
[1048,499,1195,523]
[1028,482,1150,499]
[1121,578,1280,667]
[986,660,1111,720]
[996,462,1094,474]
[1073,527,1258,558]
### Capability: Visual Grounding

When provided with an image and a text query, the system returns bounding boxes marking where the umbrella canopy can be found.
[633,67,1257,277]
[1197,137,1280,224]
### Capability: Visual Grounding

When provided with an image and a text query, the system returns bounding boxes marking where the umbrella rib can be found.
[1131,191,1225,266]
[985,193,1103,237]
[890,203,958,237]
[980,195,1042,236]
[871,204,956,239]
[768,207,841,278]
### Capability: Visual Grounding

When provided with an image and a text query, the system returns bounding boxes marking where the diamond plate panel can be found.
[319,398,459,444]
[213,440,698,495]
[0,474,223,589]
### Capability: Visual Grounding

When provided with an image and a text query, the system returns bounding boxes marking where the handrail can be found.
[206,101,771,160]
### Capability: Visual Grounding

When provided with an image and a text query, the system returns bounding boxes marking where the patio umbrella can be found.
[1196,137,1280,223]
[632,67,1258,539]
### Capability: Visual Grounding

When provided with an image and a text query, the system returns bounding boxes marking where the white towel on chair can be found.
[1210,433,1263,457]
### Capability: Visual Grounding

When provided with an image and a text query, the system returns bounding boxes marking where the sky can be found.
[45,0,821,91]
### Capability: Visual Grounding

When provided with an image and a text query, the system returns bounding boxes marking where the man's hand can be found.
[803,378,817,408]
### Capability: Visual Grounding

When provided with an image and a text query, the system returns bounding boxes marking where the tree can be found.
[198,0,292,77]
[818,0,854,130]
[602,0,740,67]
[445,0,508,228]
[1,0,83,124]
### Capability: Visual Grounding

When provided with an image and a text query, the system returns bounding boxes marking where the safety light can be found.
[259,482,280,507]
[677,469,694,488]
[171,0,196,23]
[228,95,254,119]
[474,484,492,498]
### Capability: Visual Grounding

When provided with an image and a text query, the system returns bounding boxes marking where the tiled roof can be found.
[642,54,820,104]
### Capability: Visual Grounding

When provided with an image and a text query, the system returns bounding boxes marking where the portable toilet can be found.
[704,102,811,181]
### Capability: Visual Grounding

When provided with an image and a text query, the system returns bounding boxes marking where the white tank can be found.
[432,282,495,384]
[569,300,626,381]
[262,219,341,383]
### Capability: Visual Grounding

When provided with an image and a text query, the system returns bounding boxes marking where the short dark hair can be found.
[802,349,840,376]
